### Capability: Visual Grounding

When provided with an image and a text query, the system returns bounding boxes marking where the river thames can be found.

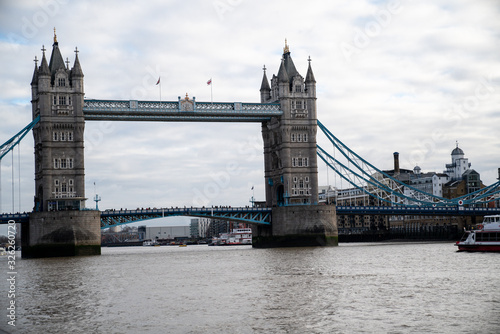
[1,242,499,333]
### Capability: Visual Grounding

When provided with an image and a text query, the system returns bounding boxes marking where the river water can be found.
[1,242,499,334]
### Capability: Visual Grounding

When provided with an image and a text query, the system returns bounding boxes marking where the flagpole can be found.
[156,76,162,109]
[207,78,213,104]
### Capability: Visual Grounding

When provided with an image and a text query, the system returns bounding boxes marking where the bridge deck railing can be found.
[83,99,282,122]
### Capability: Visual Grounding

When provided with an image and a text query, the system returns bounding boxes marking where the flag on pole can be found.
[207,78,212,85]
[156,77,160,85]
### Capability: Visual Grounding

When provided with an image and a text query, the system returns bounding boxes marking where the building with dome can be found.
[445,143,471,182]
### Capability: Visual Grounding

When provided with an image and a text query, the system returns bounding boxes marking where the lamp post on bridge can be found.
[94,194,101,210]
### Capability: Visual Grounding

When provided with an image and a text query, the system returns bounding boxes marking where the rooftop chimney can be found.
[393,152,400,175]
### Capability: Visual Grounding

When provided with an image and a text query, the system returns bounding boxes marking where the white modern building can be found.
[144,226,190,240]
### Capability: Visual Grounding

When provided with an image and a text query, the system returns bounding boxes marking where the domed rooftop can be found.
[452,147,464,155]
[451,142,464,156]
[413,165,421,175]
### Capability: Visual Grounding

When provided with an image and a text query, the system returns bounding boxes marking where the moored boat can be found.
[143,240,160,246]
[211,228,252,246]
[456,215,500,252]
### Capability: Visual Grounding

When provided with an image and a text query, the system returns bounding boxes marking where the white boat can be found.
[0,247,7,256]
[212,228,252,246]
[143,240,160,246]
[456,215,500,252]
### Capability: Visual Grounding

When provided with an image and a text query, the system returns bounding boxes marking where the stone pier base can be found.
[252,204,338,248]
[22,210,101,258]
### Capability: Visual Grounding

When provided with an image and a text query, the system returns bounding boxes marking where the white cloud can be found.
[0,0,499,213]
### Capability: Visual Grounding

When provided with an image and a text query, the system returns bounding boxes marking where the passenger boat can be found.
[143,240,160,246]
[456,215,500,252]
[211,228,252,246]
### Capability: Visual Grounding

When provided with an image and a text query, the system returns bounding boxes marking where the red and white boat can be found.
[456,215,500,252]
[211,228,252,246]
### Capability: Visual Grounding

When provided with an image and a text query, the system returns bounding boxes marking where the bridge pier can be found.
[252,205,338,248]
[21,211,101,258]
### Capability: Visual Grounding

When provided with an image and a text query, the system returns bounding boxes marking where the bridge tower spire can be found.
[262,41,319,206]
[254,41,337,247]
[25,33,100,258]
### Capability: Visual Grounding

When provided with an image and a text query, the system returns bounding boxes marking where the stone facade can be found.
[254,41,338,247]
[25,33,101,258]
[260,41,319,207]
[31,33,86,212]
[22,210,101,258]
[253,205,338,247]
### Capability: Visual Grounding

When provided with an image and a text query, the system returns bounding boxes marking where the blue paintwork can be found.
[83,99,282,122]
[0,115,40,160]
[99,207,272,229]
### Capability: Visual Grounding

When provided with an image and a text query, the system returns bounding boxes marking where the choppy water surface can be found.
[1,242,499,333]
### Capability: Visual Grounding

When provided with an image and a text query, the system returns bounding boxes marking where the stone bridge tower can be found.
[24,32,101,258]
[254,41,337,247]
[260,41,319,207]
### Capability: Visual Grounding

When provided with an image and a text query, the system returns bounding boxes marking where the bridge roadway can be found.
[2,206,500,228]
[99,206,272,228]
[83,99,283,122]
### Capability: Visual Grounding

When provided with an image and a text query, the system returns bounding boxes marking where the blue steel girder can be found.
[316,120,500,207]
[0,213,29,224]
[0,115,40,160]
[336,205,500,216]
[99,207,272,229]
[83,99,282,122]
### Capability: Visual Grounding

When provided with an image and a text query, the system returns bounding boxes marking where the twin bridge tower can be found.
[24,36,337,258]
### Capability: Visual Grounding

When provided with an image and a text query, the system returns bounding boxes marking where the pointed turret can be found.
[71,48,84,78]
[282,39,299,82]
[31,56,39,86]
[38,46,51,93]
[277,58,288,83]
[260,65,271,102]
[39,48,50,76]
[70,47,84,93]
[305,56,316,97]
[31,56,39,104]
[305,57,316,84]
[49,42,65,74]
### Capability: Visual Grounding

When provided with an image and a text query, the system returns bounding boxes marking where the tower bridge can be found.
[1,35,338,258]
[2,34,500,257]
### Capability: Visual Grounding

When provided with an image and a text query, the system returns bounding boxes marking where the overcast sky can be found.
[0,0,499,216]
